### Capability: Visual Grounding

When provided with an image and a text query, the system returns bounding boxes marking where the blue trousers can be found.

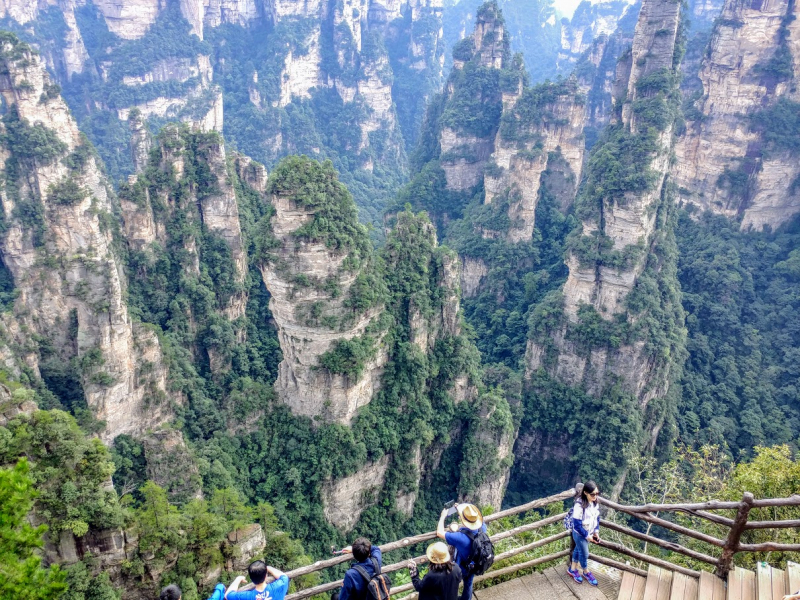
[572,530,589,570]
[460,572,475,600]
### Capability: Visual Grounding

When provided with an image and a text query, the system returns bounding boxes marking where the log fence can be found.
[273,486,800,600]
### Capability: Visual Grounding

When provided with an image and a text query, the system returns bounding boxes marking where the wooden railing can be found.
[598,491,800,579]
[275,486,800,600]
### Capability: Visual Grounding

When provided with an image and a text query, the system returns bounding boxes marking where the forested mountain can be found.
[0,0,798,597]
[0,0,446,227]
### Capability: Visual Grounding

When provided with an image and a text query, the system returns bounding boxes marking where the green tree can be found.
[135,481,185,561]
[209,488,253,540]
[0,459,67,599]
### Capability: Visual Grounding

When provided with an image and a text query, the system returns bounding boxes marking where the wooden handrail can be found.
[601,520,718,565]
[590,554,647,577]
[682,510,734,527]
[486,488,576,521]
[716,492,753,578]
[283,489,575,599]
[596,540,702,578]
[489,512,567,543]
[744,518,800,529]
[601,497,727,547]
[737,541,800,553]
[750,495,800,508]
[278,486,797,599]
[389,550,572,600]
[605,499,742,513]
[492,530,570,563]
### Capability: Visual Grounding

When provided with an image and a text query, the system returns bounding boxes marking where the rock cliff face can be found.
[529,0,682,393]
[0,37,174,443]
[322,456,389,530]
[557,0,638,74]
[120,122,253,379]
[520,0,687,490]
[5,0,442,215]
[311,207,508,527]
[485,77,586,242]
[438,4,510,194]
[259,157,388,424]
[673,0,800,230]
[431,2,587,245]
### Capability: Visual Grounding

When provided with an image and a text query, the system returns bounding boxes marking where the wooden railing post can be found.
[715,492,754,579]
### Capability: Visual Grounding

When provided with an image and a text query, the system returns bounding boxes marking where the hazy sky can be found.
[554,0,583,18]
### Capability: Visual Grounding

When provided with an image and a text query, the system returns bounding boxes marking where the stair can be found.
[616,562,800,600]
[472,561,799,600]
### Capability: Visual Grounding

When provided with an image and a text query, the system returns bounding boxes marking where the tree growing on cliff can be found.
[0,459,67,599]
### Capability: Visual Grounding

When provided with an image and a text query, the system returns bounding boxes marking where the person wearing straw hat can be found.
[436,503,487,600]
[407,542,462,600]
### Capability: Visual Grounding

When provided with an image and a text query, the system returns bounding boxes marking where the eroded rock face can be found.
[527,0,683,406]
[673,0,800,230]
[120,124,250,376]
[0,40,174,443]
[321,456,389,531]
[260,167,388,424]
[485,78,586,243]
[226,524,267,571]
[278,32,323,107]
[93,0,163,39]
[439,5,508,194]
[469,396,516,509]
[460,257,488,298]
[557,0,638,73]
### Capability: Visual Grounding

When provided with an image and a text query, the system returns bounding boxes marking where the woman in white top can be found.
[567,481,601,586]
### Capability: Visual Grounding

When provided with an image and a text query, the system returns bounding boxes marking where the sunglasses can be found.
[588,491,600,497]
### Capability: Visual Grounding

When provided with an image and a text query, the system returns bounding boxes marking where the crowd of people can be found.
[158,487,607,600]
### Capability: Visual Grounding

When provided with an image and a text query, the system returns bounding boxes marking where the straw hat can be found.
[457,503,484,531]
[426,542,451,564]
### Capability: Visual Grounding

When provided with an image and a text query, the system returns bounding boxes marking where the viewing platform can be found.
[272,485,800,600]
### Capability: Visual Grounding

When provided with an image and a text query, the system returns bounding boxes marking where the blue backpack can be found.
[563,505,574,532]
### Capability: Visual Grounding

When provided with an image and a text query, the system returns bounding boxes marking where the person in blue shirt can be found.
[225,560,289,600]
[436,503,486,600]
[331,537,382,600]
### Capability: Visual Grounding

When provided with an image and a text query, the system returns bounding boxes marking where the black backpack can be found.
[352,557,392,600]
[464,529,495,576]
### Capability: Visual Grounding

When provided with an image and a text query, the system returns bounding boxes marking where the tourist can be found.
[436,503,490,600]
[160,585,181,600]
[225,560,289,600]
[408,542,463,600]
[331,537,387,600]
[567,480,601,586]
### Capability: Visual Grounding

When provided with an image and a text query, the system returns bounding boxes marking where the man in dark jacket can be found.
[332,537,382,600]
